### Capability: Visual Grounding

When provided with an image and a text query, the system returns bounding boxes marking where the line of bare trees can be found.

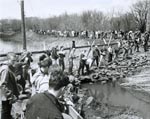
[0,0,149,33]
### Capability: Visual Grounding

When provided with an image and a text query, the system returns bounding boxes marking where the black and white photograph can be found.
[0,0,150,119]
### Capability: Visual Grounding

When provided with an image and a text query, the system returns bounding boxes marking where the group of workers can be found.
[0,29,150,119]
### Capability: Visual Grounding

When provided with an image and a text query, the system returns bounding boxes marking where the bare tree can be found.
[0,19,21,32]
[121,13,137,31]
[81,10,107,31]
[131,0,149,32]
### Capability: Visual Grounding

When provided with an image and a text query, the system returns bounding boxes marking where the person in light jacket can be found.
[0,53,20,119]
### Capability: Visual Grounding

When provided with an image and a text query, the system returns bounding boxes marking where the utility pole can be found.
[21,0,27,50]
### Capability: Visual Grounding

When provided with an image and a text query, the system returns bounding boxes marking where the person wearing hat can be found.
[25,68,70,119]
[31,57,52,95]
[0,52,20,119]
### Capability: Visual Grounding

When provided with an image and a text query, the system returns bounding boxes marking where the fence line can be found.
[0,43,117,57]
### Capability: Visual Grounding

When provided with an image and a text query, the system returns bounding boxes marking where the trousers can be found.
[1,101,12,119]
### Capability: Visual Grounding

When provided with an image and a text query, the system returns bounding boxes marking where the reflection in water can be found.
[83,82,150,119]
[0,38,45,54]
[0,38,21,53]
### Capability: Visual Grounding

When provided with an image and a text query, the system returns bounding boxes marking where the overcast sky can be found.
[0,0,139,19]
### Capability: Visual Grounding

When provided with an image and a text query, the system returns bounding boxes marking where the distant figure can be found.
[20,51,33,87]
[143,31,149,52]
[99,48,106,67]
[25,69,70,119]
[78,50,89,75]
[72,40,76,48]
[114,39,122,59]
[107,46,113,63]
[58,46,66,72]
[68,48,76,74]
[91,45,100,67]
[127,31,134,55]
[134,31,141,52]
[51,46,59,65]
[78,51,86,75]
[20,51,33,67]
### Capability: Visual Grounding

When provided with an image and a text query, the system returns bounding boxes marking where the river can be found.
[0,37,47,54]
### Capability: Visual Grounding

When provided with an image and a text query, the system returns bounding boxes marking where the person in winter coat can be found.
[31,57,52,95]
[25,69,70,119]
[78,50,89,75]
[91,45,100,67]
[0,52,20,119]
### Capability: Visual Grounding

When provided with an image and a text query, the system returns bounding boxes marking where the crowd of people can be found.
[0,29,149,119]
[0,47,81,119]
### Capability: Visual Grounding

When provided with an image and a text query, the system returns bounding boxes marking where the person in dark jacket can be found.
[143,31,149,52]
[0,52,20,119]
[51,46,59,65]
[134,31,141,52]
[107,46,113,63]
[14,60,26,93]
[25,68,70,119]
[91,45,100,67]
[78,51,87,75]
[58,46,66,72]
[20,51,33,87]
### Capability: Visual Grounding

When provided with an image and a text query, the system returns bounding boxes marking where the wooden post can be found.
[21,0,27,50]
[72,40,76,48]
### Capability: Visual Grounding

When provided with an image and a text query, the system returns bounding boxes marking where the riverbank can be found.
[77,51,150,119]
[1,32,150,119]
[0,31,16,38]
[0,31,106,54]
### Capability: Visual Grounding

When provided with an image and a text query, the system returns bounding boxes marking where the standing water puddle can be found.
[83,82,150,119]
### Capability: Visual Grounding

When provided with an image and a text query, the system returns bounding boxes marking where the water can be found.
[0,33,94,54]
[1,35,150,119]
[0,39,21,53]
[0,38,46,54]
[0,36,91,67]
[83,82,150,119]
